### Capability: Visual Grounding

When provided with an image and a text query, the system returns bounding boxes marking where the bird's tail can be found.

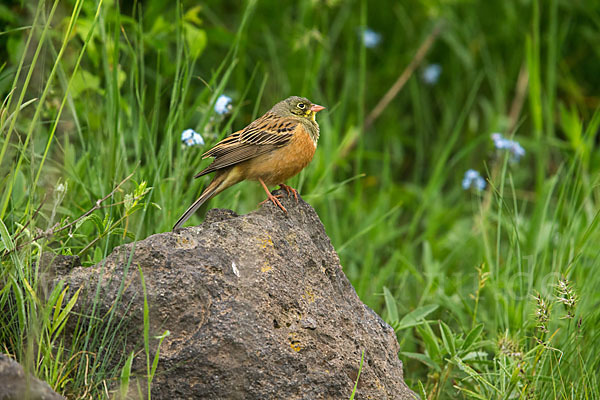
[172,173,230,230]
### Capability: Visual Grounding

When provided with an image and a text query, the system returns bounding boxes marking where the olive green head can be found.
[270,96,325,121]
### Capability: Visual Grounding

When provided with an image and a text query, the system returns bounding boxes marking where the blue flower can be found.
[422,64,442,85]
[462,169,486,191]
[214,94,232,115]
[510,141,525,161]
[361,28,381,48]
[491,133,525,162]
[491,133,509,149]
[181,129,204,146]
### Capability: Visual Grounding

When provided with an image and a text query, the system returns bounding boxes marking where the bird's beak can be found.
[310,104,325,112]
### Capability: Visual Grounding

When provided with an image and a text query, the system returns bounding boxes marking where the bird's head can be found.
[271,96,325,122]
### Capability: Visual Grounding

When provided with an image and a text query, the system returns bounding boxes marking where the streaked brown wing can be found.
[237,113,298,145]
[194,113,298,178]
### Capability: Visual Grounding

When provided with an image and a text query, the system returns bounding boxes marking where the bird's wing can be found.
[194,113,298,178]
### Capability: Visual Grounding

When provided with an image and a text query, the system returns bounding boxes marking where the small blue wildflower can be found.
[422,64,442,85]
[214,94,232,115]
[462,169,486,191]
[181,129,204,146]
[361,28,381,48]
[491,132,525,162]
[510,141,525,161]
[491,132,509,149]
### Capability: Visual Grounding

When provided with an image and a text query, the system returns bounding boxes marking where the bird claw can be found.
[259,192,288,213]
[279,184,298,203]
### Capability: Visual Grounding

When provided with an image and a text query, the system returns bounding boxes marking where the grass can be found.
[1,0,600,398]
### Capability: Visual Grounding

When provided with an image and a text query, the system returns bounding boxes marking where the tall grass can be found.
[1,0,600,398]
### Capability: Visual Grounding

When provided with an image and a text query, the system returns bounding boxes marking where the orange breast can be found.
[244,128,316,186]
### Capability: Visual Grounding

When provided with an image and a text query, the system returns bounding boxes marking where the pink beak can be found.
[310,104,325,112]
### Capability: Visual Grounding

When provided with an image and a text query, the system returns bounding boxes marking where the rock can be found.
[38,253,81,300]
[0,354,65,400]
[57,190,416,399]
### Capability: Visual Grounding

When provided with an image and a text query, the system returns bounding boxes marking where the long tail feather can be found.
[173,174,227,230]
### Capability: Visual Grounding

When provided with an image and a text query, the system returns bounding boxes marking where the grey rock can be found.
[58,190,416,399]
[0,354,65,400]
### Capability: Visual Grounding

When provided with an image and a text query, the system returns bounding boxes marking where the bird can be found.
[173,96,325,230]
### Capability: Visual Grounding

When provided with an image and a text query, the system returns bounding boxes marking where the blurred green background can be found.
[1,0,600,398]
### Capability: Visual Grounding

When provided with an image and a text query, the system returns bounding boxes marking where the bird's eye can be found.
[297,103,305,109]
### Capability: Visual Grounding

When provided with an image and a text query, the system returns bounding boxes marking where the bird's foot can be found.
[259,192,288,213]
[279,183,298,203]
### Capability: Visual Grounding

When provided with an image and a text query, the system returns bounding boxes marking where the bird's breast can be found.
[244,128,316,186]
